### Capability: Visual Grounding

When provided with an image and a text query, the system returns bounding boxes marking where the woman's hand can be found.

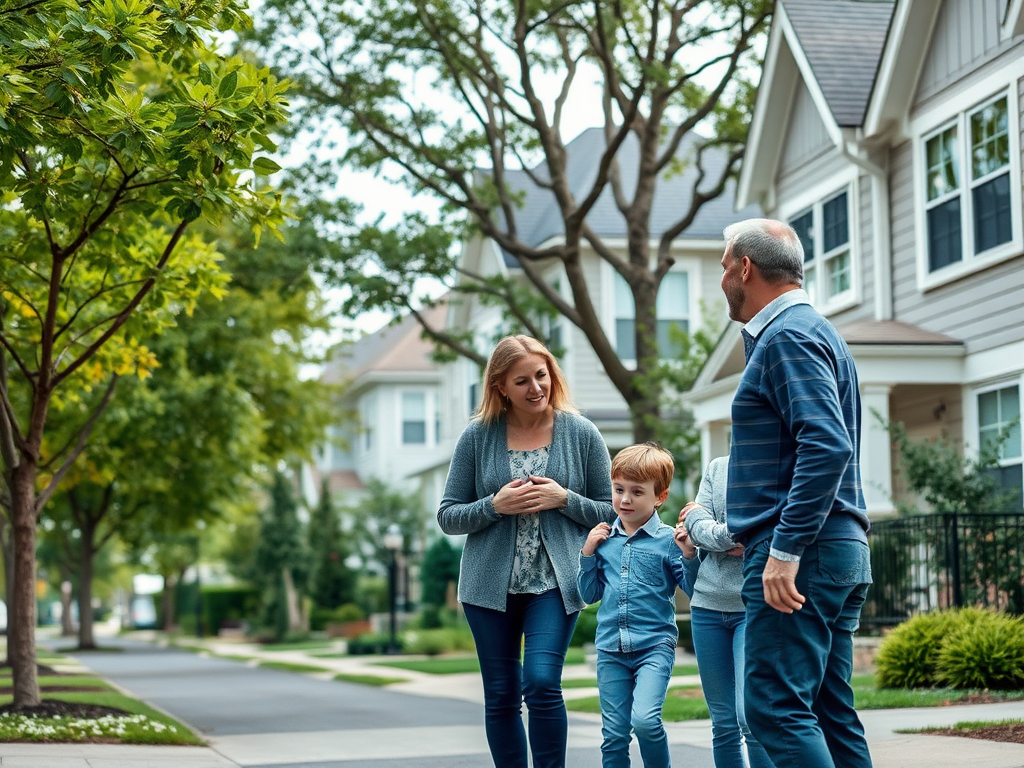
[582,522,611,556]
[677,501,703,524]
[525,475,569,511]
[493,479,533,515]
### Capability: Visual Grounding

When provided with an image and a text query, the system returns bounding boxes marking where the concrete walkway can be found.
[3,633,1023,767]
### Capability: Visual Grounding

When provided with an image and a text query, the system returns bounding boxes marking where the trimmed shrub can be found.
[875,609,963,688]
[936,611,1024,690]
[310,603,366,631]
[402,626,476,656]
[348,632,404,655]
[570,603,599,647]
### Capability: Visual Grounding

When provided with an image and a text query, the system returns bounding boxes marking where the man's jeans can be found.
[690,607,774,768]
[596,641,676,768]
[742,538,873,768]
[463,590,578,768]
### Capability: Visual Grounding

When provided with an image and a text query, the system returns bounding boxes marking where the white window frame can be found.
[604,256,700,367]
[778,170,861,316]
[911,75,1023,292]
[969,378,1024,511]
[399,389,430,446]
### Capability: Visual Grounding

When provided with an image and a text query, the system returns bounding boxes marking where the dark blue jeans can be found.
[463,590,579,768]
[742,538,873,768]
[690,607,774,768]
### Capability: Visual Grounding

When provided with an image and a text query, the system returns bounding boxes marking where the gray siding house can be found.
[686,0,1024,515]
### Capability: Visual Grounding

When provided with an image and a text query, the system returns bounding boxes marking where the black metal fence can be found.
[862,513,1024,632]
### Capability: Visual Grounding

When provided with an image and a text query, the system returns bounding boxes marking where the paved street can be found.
[55,639,717,767]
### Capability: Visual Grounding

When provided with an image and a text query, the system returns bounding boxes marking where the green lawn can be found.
[257,661,332,674]
[897,718,1024,735]
[0,659,201,745]
[334,672,408,686]
[259,640,338,652]
[852,674,1024,709]
[374,647,589,676]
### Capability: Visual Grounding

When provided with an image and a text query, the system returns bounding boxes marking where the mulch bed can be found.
[0,686,108,695]
[0,700,130,719]
[925,722,1024,745]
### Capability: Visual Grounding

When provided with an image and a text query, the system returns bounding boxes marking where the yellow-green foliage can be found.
[877,607,1022,690]
[936,612,1024,690]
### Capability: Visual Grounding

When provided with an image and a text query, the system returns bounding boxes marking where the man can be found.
[720,218,873,768]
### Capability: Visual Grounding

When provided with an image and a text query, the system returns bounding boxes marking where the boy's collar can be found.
[611,511,662,538]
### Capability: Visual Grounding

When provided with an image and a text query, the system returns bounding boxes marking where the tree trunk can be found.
[161,574,177,632]
[10,463,40,707]
[282,567,303,634]
[77,523,95,649]
[60,581,75,637]
[1,515,15,666]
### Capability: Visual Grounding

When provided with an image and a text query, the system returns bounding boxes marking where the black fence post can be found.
[948,513,962,608]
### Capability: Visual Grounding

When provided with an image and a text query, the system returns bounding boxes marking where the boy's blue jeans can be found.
[742,538,873,768]
[690,607,774,768]
[596,640,676,768]
[463,590,578,768]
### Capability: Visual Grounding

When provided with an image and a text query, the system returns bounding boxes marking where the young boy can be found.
[578,442,693,768]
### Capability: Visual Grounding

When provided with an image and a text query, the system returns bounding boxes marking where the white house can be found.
[305,304,448,507]
[685,0,1024,515]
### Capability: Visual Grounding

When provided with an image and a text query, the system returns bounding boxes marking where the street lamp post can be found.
[383,524,403,654]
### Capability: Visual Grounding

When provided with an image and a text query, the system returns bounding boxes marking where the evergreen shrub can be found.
[875,609,964,688]
[936,611,1024,690]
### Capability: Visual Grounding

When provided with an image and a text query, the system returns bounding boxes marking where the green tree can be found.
[0,0,289,704]
[308,480,355,610]
[249,0,770,443]
[340,477,425,573]
[419,537,459,609]
[251,472,309,640]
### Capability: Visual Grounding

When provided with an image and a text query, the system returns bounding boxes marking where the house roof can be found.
[496,127,761,265]
[322,303,447,386]
[783,0,895,127]
[835,320,961,345]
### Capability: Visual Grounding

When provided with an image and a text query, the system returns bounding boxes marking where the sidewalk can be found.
[4,633,1024,767]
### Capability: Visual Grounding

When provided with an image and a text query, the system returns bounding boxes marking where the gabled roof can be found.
[738,0,895,207]
[784,0,895,127]
[322,303,447,386]
[496,127,760,265]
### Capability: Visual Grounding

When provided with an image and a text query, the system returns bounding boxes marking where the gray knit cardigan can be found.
[685,456,745,613]
[438,411,615,614]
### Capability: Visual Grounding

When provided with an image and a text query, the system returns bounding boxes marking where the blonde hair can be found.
[475,335,578,424]
[611,442,675,496]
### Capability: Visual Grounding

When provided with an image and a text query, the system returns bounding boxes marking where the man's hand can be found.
[762,557,805,613]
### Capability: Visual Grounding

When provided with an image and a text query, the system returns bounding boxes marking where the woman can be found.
[678,457,774,768]
[438,335,614,768]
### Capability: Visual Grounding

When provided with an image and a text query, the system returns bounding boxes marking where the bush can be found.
[310,603,366,631]
[875,609,961,688]
[936,611,1024,690]
[876,607,1014,689]
[570,604,599,648]
[347,632,404,655]
[402,626,476,656]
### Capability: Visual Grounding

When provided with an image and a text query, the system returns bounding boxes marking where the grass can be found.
[0,656,201,745]
[334,672,408,686]
[375,656,481,675]
[566,684,707,721]
[258,640,337,652]
[897,718,1024,735]
[851,674,1024,709]
[257,661,332,674]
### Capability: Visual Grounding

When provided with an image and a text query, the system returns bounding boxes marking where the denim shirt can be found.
[578,513,688,653]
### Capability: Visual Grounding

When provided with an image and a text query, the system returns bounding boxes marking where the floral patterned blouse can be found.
[507,446,558,594]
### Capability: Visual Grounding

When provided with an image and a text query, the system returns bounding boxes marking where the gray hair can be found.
[723,218,804,286]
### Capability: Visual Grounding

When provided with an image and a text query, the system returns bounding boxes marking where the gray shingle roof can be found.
[783,0,896,127]
[495,127,760,266]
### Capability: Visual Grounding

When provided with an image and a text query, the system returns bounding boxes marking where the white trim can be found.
[965,339,1024,384]
[535,235,725,253]
[778,171,863,318]
[963,376,1024,492]
[775,5,843,146]
[1002,0,1024,41]
[737,17,786,208]
[906,54,1024,134]
[912,82,1023,292]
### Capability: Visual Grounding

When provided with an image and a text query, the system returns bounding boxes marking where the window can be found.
[978,385,1023,511]
[789,188,853,308]
[614,271,689,360]
[923,94,1013,274]
[401,391,427,445]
